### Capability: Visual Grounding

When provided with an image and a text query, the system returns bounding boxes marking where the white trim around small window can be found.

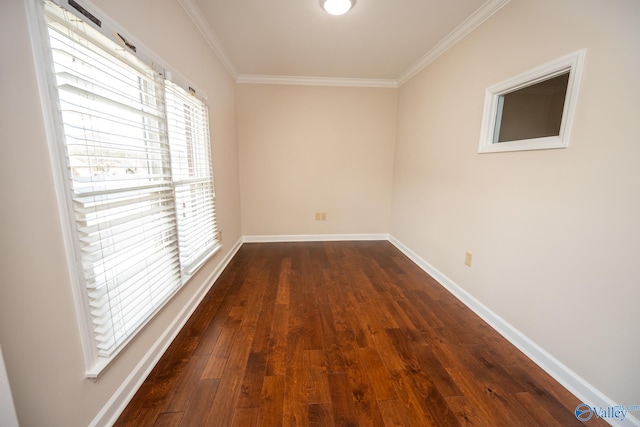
[478,49,586,154]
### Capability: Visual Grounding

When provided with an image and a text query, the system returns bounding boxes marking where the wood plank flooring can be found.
[115,241,604,426]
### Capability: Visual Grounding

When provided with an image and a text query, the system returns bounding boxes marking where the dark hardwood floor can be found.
[115,241,604,426]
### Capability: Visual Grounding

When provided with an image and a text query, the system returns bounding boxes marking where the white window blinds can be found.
[165,81,218,276]
[42,0,219,371]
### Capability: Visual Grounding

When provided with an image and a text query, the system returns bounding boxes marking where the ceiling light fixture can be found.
[323,0,353,16]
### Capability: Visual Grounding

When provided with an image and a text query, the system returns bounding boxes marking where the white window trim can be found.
[478,49,586,154]
[25,0,219,377]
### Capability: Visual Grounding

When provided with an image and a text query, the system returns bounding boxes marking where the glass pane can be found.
[494,72,569,143]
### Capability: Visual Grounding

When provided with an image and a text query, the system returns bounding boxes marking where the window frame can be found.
[26,0,220,377]
[478,49,586,154]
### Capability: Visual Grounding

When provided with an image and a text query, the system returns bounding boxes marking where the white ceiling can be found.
[179,0,509,86]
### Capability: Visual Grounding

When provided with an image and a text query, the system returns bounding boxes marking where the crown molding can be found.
[397,0,510,86]
[237,74,398,88]
[176,0,238,80]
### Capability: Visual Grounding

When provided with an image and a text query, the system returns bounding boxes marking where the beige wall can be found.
[391,0,640,406]
[0,0,241,425]
[237,84,397,237]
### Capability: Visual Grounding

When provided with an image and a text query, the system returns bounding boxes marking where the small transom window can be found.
[478,50,585,153]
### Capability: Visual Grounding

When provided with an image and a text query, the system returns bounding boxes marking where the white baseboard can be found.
[92,238,244,427]
[388,235,639,427]
[243,233,390,243]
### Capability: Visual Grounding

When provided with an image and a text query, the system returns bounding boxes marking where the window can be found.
[478,50,585,153]
[165,81,219,276]
[35,0,219,375]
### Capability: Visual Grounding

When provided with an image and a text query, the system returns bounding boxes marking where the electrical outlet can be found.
[315,212,327,221]
[465,252,472,267]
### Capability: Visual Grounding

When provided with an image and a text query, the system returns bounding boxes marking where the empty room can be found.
[0,0,639,426]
